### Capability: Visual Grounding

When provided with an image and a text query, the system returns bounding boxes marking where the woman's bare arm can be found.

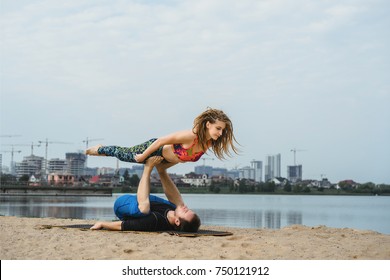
[135,130,195,162]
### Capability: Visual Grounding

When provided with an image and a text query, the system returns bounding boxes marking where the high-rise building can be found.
[66,153,86,177]
[287,165,302,182]
[195,165,213,177]
[264,154,281,181]
[227,169,239,179]
[211,167,228,177]
[251,160,263,182]
[48,158,67,174]
[239,166,255,181]
[15,155,44,179]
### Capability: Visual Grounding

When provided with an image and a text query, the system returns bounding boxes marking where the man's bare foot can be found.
[145,156,164,167]
[85,144,104,156]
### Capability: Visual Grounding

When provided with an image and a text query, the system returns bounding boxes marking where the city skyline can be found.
[1,0,389,184]
[0,147,379,184]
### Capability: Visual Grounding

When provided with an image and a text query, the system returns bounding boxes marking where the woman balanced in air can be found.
[86,108,238,165]
[86,107,238,232]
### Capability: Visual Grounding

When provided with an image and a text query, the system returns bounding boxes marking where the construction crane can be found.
[0,134,22,138]
[82,137,104,149]
[38,138,72,174]
[82,137,104,169]
[0,147,22,175]
[290,148,306,166]
[29,142,41,155]
[0,135,21,146]
[0,148,22,161]
[3,142,41,155]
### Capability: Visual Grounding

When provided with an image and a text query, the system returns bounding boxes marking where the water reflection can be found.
[195,208,302,229]
[1,196,303,229]
[0,196,116,221]
[1,194,389,234]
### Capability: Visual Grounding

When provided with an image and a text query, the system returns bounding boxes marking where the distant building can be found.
[195,165,228,178]
[85,167,99,176]
[265,154,281,181]
[48,173,75,186]
[118,165,144,178]
[287,165,302,183]
[66,153,86,177]
[97,167,116,175]
[211,167,228,177]
[271,177,290,187]
[1,165,10,174]
[182,173,211,187]
[28,175,41,186]
[195,165,213,177]
[15,155,44,179]
[251,160,263,182]
[48,158,67,174]
[89,174,120,186]
[239,166,255,181]
[227,169,239,179]
[320,178,332,188]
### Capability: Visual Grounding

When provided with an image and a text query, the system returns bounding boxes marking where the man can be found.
[90,157,201,232]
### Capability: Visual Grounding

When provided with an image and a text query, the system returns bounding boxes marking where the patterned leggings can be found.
[97,138,163,163]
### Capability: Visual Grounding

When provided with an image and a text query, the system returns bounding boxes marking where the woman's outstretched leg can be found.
[85,144,104,156]
[85,139,162,163]
[86,145,137,162]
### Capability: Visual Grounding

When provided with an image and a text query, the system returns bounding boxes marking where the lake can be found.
[1,194,389,234]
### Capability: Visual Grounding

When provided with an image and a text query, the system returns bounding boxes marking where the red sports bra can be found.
[172,137,205,162]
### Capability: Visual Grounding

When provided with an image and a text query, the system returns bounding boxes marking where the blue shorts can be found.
[114,194,176,220]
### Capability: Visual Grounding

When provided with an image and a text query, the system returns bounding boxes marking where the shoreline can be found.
[1,216,389,260]
[2,184,390,196]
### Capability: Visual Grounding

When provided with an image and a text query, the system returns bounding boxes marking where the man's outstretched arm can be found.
[156,162,185,206]
[137,156,163,214]
[90,221,122,230]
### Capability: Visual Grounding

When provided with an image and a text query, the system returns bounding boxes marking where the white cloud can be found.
[1,0,389,183]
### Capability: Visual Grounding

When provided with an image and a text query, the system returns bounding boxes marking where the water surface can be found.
[1,194,389,234]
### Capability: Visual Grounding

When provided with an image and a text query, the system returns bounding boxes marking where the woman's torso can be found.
[162,134,209,163]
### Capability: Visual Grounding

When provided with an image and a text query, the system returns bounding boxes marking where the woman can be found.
[86,107,239,164]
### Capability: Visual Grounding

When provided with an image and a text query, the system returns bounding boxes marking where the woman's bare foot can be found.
[85,144,104,156]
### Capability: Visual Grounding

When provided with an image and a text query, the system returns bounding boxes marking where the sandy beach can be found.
[1,216,389,260]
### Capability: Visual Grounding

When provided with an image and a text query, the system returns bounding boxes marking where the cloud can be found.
[1,0,389,182]
[307,4,365,32]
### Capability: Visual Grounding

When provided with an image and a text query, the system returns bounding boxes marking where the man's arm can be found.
[137,157,163,214]
[156,162,184,206]
[90,221,122,230]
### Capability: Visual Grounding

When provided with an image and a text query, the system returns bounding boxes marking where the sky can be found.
[1,0,389,184]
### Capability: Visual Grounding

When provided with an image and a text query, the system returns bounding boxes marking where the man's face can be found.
[175,205,195,222]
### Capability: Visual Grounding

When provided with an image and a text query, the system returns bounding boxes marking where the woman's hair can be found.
[193,108,239,160]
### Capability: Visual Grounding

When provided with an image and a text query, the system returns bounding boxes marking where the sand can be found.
[1,216,389,260]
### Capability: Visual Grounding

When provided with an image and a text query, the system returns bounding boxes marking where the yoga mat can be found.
[39,224,233,237]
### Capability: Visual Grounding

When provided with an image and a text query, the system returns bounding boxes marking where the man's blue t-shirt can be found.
[113,194,177,232]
